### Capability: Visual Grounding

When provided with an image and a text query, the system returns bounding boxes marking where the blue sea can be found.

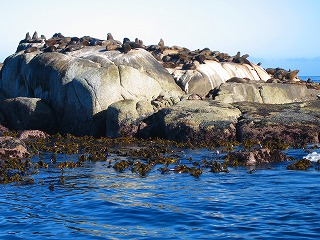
[300,76,320,83]
[1,145,320,240]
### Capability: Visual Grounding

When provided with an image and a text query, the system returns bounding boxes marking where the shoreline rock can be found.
[0,32,319,145]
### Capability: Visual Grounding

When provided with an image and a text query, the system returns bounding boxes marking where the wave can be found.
[303,152,320,162]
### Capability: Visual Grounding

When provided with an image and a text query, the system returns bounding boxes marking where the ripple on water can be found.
[0,148,320,239]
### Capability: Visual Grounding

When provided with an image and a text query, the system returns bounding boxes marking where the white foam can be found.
[303,152,320,162]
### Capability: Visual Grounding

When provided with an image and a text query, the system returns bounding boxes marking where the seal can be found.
[43,45,57,52]
[287,70,299,81]
[187,93,203,100]
[25,32,31,41]
[158,38,164,47]
[195,54,206,64]
[24,47,38,53]
[32,31,39,40]
[107,33,114,40]
[226,77,250,83]
[123,43,131,53]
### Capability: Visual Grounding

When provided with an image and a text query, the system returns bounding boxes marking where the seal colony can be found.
[0,30,319,143]
[0,31,319,186]
[15,31,307,85]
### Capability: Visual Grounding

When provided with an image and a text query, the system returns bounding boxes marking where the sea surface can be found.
[1,145,320,240]
[300,76,320,83]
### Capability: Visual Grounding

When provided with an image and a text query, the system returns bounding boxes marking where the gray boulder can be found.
[212,82,320,104]
[0,47,183,136]
[106,99,154,138]
[139,99,241,143]
[0,97,56,132]
[234,101,320,145]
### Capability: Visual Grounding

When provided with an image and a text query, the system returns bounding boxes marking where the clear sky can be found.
[1,0,319,75]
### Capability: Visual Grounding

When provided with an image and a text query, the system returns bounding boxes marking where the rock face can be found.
[227,148,287,165]
[0,136,29,159]
[139,100,241,143]
[0,32,318,144]
[137,99,320,146]
[211,82,320,104]
[105,99,154,138]
[167,58,271,97]
[0,47,183,136]
[235,101,320,145]
[0,97,56,132]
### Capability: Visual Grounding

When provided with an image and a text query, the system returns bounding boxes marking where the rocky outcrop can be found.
[0,136,29,159]
[105,99,154,138]
[235,101,320,145]
[170,61,272,97]
[210,82,320,104]
[137,99,320,146]
[0,32,318,143]
[0,97,56,132]
[0,46,183,136]
[138,99,241,143]
[18,130,47,140]
[227,148,287,165]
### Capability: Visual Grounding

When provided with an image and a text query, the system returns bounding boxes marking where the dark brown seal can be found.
[226,77,250,83]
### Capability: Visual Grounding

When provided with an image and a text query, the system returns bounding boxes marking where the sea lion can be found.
[32,31,39,40]
[226,77,250,83]
[123,38,130,44]
[123,43,131,53]
[43,45,57,52]
[25,32,31,41]
[19,32,31,44]
[182,62,196,70]
[187,93,203,100]
[107,33,114,40]
[57,43,67,49]
[105,40,122,51]
[24,47,38,53]
[199,48,211,56]
[195,54,206,64]
[162,62,178,69]
[53,33,64,38]
[158,38,164,47]
[266,78,279,83]
[287,70,299,81]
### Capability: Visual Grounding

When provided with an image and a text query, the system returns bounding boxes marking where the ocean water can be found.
[300,76,320,83]
[1,146,320,240]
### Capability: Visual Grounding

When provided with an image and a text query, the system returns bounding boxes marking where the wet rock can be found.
[235,101,320,145]
[106,99,154,138]
[139,100,241,144]
[0,136,29,159]
[18,130,47,140]
[227,148,287,165]
[286,159,312,170]
[212,82,320,104]
[0,97,56,133]
[0,124,10,136]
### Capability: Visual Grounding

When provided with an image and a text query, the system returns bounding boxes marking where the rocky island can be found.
[0,31,319,146]
[0,31,320,184]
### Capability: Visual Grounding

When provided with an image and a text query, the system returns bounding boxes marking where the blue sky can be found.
[1,0,319,75]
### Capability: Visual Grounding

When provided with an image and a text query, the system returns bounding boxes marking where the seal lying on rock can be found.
[266,68,299,82]
[226,77,250,83]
